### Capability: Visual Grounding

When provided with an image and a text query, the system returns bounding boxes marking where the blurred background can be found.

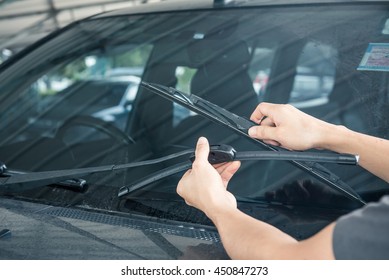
[0,0,165,63]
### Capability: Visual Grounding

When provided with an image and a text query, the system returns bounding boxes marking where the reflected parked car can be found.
[92,76,141,129]
[0,0,389,259]
[26,77,140,137]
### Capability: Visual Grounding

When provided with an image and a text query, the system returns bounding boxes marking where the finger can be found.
[220,161,241,187]
[226,161,241,175]
[176,169,192,197]
[263,139,281,146]
[215,162,233,174]
[259,117,275,127]
[250,104,266,123]
[250,102,276,123]
[184,200,193,207]
[193,136,210,164]
[180,168,192,179]
[248,125,278,141]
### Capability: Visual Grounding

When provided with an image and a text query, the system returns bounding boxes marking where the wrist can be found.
[315,123,351,152]
[205,203,238,225]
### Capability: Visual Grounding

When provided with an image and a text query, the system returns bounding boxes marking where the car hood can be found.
[0,198,227,260]
[0,195,350,260]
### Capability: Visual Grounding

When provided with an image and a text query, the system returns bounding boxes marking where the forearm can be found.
[318,124,389,183]
[177,136,337,260]
[209,208,334,260]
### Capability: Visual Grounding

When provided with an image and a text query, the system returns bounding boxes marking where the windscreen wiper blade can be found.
[0,146,358,190]
[0,143,362,207]
[141,82,366,206]
[118,144,364,206]
[0,150,194,191]
[141,81,264,144]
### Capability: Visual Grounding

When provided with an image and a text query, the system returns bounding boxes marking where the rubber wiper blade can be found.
[118,162,192,197]
[141,81,263,143]
[141,82,366,206]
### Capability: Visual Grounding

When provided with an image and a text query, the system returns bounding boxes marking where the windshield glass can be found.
[1,3,389,223]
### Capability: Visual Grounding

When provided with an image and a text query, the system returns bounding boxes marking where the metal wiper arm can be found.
[141,82,366,206]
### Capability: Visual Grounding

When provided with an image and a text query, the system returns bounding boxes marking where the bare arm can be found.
[177,137,335,260]
[248,103,389,183]
[317,125,389,183]
[211,207,335,260]
[176,103,389,259]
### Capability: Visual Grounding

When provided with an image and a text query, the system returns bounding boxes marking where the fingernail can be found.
[248,127,256,137]
[198,136,207,144]
[258,116,267,125]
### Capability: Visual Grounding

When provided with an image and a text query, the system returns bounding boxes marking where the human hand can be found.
[248,103,330,151]
[176,137,241,220]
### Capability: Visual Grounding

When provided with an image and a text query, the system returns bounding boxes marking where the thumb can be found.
[194,136,210,163]
[248,125,278,141]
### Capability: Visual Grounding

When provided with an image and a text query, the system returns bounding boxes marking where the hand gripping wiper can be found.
[139,82,366,206]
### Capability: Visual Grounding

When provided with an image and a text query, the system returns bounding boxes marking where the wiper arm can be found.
[141,82,366,206]
[118,144,364,206]
[3,169,87,191]
[0,150,194,191]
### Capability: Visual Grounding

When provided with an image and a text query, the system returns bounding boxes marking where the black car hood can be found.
[0,198,227,260]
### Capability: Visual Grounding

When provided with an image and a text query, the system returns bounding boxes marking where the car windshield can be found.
[1,3,389,228]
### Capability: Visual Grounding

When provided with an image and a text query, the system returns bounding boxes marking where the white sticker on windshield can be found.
[358,43,389,72]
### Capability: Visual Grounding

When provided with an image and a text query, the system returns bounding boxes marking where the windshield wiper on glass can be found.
[0,150,195,191]
[118,144,359,198]
[141,81,266,146]
[136,81,366,206]
[0,143,360,201]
